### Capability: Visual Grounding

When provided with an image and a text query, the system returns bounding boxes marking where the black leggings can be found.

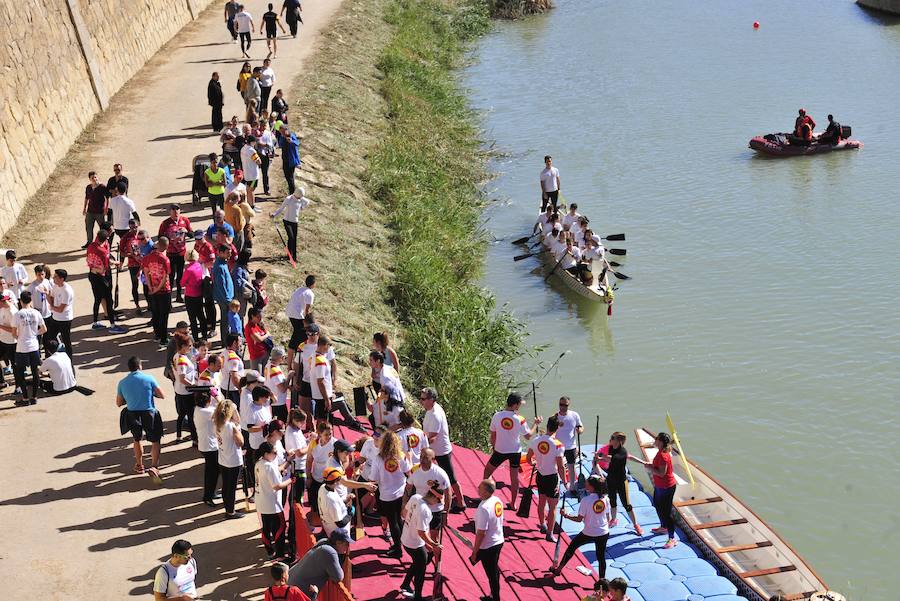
[402,545,429,597]
[128,266,141,308]
[559,531,609,577]
[653,485,677,538]
[607,476,632,512]
[239,31,252,53]
[14,351,41,399]
[221,465,241,514]
[185,295,204,340]
[201,277,216,336]
[380,497,403,552]
[148,293,171,342]
[88,272,114,323]
[201,450,220,502]
[47,318,73,359]
[282,219,298,261]
[283,163,296,194]
[168,255,185,296]
[292,472,306,505]
[261,512,287,556]
[175,393,196,440]
[477,543,503,601]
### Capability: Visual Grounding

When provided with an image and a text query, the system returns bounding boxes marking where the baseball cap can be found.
[333,439,353,454]
[245,370,261,383]
[306,324,320,335]
[329,529,352,545]
[323,466,345,483]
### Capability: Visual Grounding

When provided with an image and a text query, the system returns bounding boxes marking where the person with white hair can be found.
[270,186,310,261]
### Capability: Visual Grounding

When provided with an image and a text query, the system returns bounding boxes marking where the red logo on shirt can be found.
[500,417,515,430]
[385,459,399,473]
[592,499,607,514]
[407,433,420,449]
[537,440,551,455]
[493,501,503,518]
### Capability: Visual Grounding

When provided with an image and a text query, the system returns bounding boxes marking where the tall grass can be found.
[368,0,526,450]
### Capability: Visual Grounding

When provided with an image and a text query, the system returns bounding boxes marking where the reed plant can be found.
[369,0,526,449]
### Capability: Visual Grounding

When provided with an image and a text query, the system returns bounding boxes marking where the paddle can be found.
[275,225,297,268]
[354,489,366,541]
[607,248,626,256]
[603,233,625,241]
[610,269,631,281]
[516,464,536,518]
[513,248,547,262]
[512,232,536,245]
[576,430,586,491]
[608,261,622,268]
[592,415,599,473]
[544,251,568,282]
[551,491,567,569]
[666,413,696,489]
[432,513,448,601]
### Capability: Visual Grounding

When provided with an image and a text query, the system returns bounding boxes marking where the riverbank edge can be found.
[259,0,526,449]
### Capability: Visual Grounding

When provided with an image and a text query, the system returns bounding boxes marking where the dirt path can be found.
[0,1,343,598]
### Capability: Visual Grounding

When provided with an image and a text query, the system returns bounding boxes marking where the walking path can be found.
[0,1,343,598]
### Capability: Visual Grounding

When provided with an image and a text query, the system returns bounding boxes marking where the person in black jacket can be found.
[818,114,842,146]
[208,72,225,132]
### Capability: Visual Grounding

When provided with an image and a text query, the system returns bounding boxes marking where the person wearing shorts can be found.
[526,415,566,541]
[116,356,165,479]
[259,6,286,60]
[419,387,465,512]
[483,392,540,511]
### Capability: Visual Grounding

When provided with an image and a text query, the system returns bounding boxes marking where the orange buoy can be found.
[753,21,760,29]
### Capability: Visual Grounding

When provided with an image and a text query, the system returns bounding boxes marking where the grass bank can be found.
[260,0,526,448]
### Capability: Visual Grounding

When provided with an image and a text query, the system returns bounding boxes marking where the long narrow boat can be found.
[634,427,840,601]
[537,243,613,306]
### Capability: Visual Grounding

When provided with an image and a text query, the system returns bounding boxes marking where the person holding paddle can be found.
[594,431,644,536]
[483,392,542,512]
[399,486,444,601]
[550,475,611,579]
[635,431,678,548]
[553,396,584,494]
[526,415,566,542]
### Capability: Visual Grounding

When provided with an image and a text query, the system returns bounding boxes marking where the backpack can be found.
[265,584,305,601]
[156,559,196,596]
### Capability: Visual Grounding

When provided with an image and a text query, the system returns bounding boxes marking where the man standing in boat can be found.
[539,155,561,212]
[483,392,541,511]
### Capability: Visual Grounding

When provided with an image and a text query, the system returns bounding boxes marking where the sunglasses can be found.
[559,403,569,408]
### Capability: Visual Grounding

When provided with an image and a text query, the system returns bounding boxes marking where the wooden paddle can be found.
[607,248,626,256]
[516,464,536,518]
[592,415,599,472]
[551,491,567,568]
[514,248,548,262]
[354,490,366,540]
[666,413,696,489]
[576,430,586,490]
[432,513,448,600]
[544,251,569,282]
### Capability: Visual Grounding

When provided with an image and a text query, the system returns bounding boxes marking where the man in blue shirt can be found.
[278,125,301,194]
[212,245,235,344]
[205,209,236,241]
[116,356,165,480]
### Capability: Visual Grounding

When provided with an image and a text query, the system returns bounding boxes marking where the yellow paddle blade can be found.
[666,413,696,488]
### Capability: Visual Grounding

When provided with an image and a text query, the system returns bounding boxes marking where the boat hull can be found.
[537,246,611,304]
[749,135,862,157]
[635,427,831,601]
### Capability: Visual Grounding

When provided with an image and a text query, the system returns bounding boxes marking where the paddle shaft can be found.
[552,492,567,566]
[531,382,538,422]
[432,513,447,599]
[593,415,599,470]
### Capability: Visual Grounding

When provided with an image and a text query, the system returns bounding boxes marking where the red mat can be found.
[325,419,596,600]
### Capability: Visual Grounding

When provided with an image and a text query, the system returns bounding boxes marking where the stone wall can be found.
[0,0,211,238]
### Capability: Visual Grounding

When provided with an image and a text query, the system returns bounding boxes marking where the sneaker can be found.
[538,524,547,534]
[203,499,216,508]
[14,398,29,407]
[663,538,677,549]
[634,524,644,536]
[225,511,246,519]
[651,526,668,534]
[385,548,402,559]
[175,295,183,303]
[399,587,414,599]
[252,206,262,213]
[108,325,127,334]
[81,243,89,249]
[545,533,556,543]
[28,398,37,405]
[2,366,12,375]
[91,322,106,330]
[266,550,277,560]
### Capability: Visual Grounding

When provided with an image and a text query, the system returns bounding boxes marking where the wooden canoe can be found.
[634,427,839,601]
[537,243,612,305]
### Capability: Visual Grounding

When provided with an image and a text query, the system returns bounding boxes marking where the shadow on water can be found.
[856,3,900,26]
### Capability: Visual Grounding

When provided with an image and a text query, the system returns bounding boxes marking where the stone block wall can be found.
[0,0,212,238]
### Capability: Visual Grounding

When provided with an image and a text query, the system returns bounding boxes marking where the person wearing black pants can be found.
[400,488,443,601]
[194,391,220,506]
[471,479,504,601]
[144,238,173,346]
[86,230,123,332]
[639,431,678,549]
[201,275,217,339]
[216,400,245,519]
[279,128,300,194]
[208,72,224,132]
[551,476,611,579]
[256,442,292,559]
[47,269,75,359]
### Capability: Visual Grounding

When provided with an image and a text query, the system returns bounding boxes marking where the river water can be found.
[465,1,900,597]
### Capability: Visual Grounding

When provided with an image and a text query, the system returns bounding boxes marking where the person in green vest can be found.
[203,153,227,220]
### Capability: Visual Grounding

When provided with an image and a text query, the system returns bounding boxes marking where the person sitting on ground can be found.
[264,562,310,601]
[153,539,197,601]
[818,114,842,145]
[40,339,76,395]
[287,529,349,600]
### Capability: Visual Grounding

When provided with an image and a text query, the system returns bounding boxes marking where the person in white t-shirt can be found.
[318,466,351,539]
[419,387,465,513]
[108,183,137,239]
[554,396,584,493]
[306,421,335,523]
[551,475,611,579]
[483,392,541,511]
[370,430,412,559]
[235,6,254,57]
[240,136,261,208]
[470,478,505,601]
[561,202,581,231]
[526,415,566,541]
[404,449,451,540]
[214,399,245,519]
[1,250,28,301]
[255,441,293,560]
[39,339,76,395]
[285,275,316,367]
[284,408,310,505]
[9,291,46,405]
[399,489,443,600]
[193,388,220,507]
[47,268,75,359]
[0,290,19,392]
[172,334,197,442]
[153,539,197,600]
[539,155,561,212]
[220,334,245,404]
[265,345,291,423]
[397,409,428,465]
[26,265,52,320]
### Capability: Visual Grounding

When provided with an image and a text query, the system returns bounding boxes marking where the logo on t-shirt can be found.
[493,501,503,518]
[592,498,607,514]
[537,440,551,455]
[407,433,421,449]
[500,417,515,431]
[385,458,399,473]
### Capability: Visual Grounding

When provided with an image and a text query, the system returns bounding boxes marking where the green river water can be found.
[465,1,900,598]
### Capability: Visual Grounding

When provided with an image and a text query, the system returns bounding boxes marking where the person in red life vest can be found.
[118,219,145,314]
[264,561,310,601]
[793,108,816,145]
[159,204,194,303]
[483,392,542,511]
[143,237,173,347]
[86,229,126,333]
